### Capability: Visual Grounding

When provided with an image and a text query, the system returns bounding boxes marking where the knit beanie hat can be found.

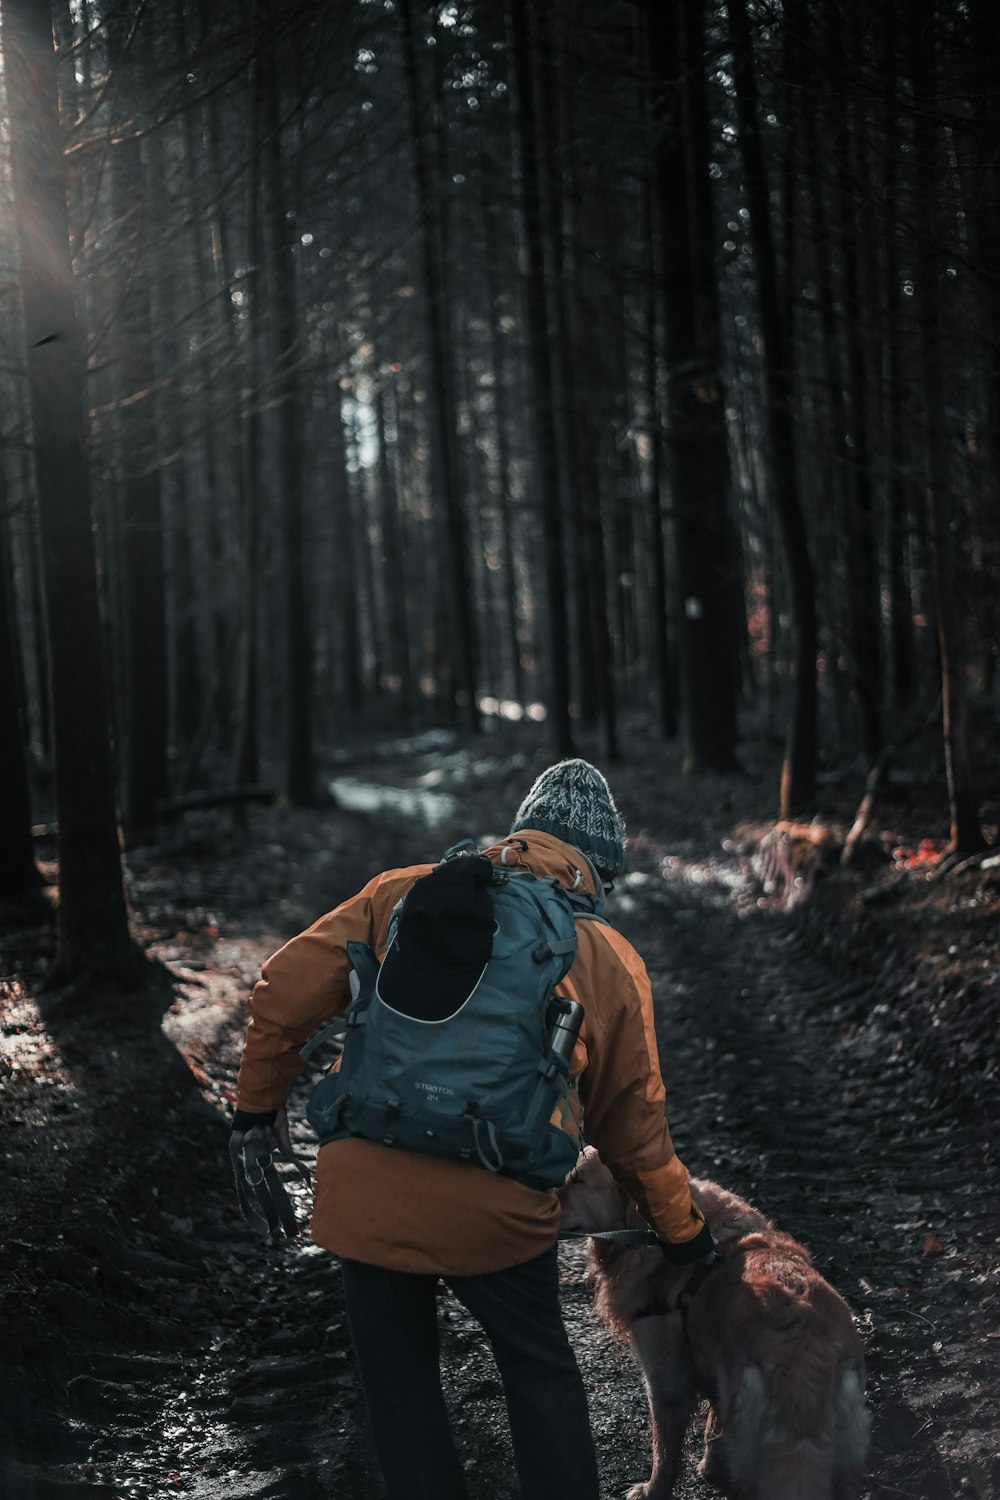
[510,759,627,879]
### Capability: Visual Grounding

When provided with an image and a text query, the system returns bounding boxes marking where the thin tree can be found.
[375,377,415,716]
[259,31,313,804]
[479,159,527,710]
[508,0,572,757]
[829,6,882,761]
[234,27,263,793]
[113,15,170,833]
[880,0,916,721]
[913,0,982,852]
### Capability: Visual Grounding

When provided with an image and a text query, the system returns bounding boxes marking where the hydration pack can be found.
[303,840,605,1189]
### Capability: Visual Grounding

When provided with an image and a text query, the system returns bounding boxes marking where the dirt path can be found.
[2,734,997,1500]
[630,860,998,1500]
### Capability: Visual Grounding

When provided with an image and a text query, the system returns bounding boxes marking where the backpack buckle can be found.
[441,837,480,861]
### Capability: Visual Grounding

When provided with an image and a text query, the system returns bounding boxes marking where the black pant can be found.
[339,1247,600,1500]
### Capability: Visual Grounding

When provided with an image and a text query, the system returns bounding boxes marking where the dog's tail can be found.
[721,1364,770,1489]
[725,1359,868,1500]
[832,1364,871,1491]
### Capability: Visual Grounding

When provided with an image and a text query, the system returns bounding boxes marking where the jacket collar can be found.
[485,829,603,899]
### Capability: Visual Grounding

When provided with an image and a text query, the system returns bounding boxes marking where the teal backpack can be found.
[302,840,605,1189]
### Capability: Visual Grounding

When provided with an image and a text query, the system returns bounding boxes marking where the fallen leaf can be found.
[922,1234,944,1256]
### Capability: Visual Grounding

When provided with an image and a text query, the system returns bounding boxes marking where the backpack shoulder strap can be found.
[566,890,608,924]
[300,939,378,1065]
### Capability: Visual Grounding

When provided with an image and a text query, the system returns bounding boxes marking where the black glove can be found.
[229,1107,311,1239]
[658,1219,719,1266]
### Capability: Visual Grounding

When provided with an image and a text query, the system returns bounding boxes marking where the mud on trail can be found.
[2,727,998,1500]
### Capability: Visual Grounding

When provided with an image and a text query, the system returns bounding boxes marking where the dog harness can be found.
[631,1238,736,1322]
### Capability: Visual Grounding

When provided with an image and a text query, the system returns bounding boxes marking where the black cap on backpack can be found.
[377,856,496,1022]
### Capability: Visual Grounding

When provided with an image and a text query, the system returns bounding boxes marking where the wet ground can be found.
[2,725,998,1499]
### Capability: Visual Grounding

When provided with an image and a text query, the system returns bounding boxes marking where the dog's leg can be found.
[625,1311,697,1500]
[698,1405,728,1488]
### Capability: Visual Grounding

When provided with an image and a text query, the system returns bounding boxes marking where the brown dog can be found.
[558,1149,869,1499]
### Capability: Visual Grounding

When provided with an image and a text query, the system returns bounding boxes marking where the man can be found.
[231,759,714,1500]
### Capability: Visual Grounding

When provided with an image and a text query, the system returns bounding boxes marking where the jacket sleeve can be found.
[234,868,420,1113]
[575,926,705,1245]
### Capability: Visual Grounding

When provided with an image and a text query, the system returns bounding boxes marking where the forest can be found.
[1,1,998,1498]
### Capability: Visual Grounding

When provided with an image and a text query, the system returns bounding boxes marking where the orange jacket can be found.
[235,830,705,1274]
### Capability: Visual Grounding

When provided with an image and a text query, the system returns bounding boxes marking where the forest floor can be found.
[2,714,999,1500]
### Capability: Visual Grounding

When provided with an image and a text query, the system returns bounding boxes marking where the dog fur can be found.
[558,1148,870,1499]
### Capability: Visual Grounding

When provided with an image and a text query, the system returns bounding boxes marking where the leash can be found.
[558,1227,661,1246]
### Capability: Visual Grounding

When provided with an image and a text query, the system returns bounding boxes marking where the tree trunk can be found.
[112,103,169,834]
[538,7,596,733]
[830,12,882,760]
[0,511,40,900]
[727,0,818,814]
[969,0,1000,698]
[5,0,139,980]
[641,154,676,742]
[481,185,527,709]
[329,375,364,713]
[800,41,853,746]
[913,0,982,852]
[149,13,200,760]
[509,0,573,757]
[376,380,415,717]
[881,0,916,721]
[234,40,263,792]
[259,38,313,804]
[399,0,478,731]
[650,0,739,772]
